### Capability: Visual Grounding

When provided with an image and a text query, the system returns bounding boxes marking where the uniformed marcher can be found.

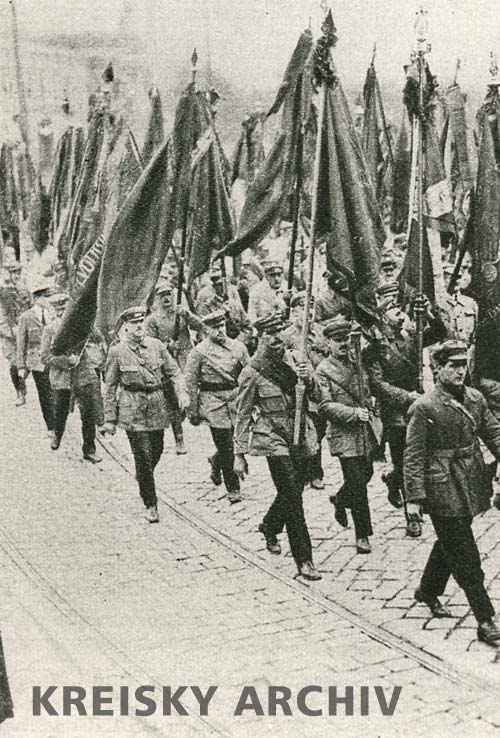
[364,287,447,537]
[233,311,321,580]
[184,309,249,504]
[317,318,382,553]
[146,281,197,455]
[41,292,104,461]
[247,261,287,322]
[442,263,478,345]
[0,262,31,405]
[16,280,54,435]
[404,340,500,645]
[195,266,252,343]
[102,307,189,523]
[281,291,328,489]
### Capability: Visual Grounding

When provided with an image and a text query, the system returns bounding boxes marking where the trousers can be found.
[210,427,240,493]
[308,412,326,481]
[52,384,100,455]
[264,451,312,566]
[126,430,164,509]
[420,515,494,624]
[32,369,53,430]
[338,457,373,539]
[387,425,411,521]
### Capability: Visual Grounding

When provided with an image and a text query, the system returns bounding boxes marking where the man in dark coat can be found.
[404,340,500,645]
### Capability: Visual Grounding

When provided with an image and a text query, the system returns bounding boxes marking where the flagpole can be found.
[415,8,429,395]
[286,129,303,318]
[9,0,30,155]
[293,10,335,445]
[174,49,198,339]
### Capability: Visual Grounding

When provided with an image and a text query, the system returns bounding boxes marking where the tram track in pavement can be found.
[95,433,499,699]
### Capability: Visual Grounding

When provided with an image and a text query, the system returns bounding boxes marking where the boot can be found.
[14,390,26,406]
[227,489,242,504]
[172,424,187,455]
[356,537,372,554]
[298,561,322,581]
[207,455,222,486]
[145,505,159,523]
[258,523,281,555]
[329,494,348,528]
[382,470,403,509]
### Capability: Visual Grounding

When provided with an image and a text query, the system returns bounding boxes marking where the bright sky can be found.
[5,0,500,93]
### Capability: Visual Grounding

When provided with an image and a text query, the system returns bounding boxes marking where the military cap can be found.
[119,306,147,324]
[155,281,174,295]
[380,252,397,269]
[254,311,287,334]
[262,260,283,274]
[31,279,52,296]
[289,291,310,309]
[48,292,69,307]
[209,267,224,282]
[432,340,468,366]
[202,309,226,327]
[5,262,21,273]
[376,281,399,298]
[322,317,352,339]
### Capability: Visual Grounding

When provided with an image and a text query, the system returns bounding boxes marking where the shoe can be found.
[47,430,56,440]
[414,589,452,618]
[227,490,242,504]
[207,456,222,486]
[329,495,348,528]
[477,621,500,645]
[406,519,422,538]
[258,523,281,555]
[175,441,187,455]
[83,453,102,464]
[310,478,325,490]
[145,505,159,523]
[356,537,372,554]
[51,437,60,451]
[14,391,25,406]
[382,471,403,509]
[298,561,322,581]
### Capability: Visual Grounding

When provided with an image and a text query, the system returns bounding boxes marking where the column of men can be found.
[2,247,500,645]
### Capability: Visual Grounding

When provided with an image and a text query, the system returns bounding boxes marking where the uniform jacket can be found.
[364,317,447,428]
[234,351,320,457]
[317,356,382,459]
[145,309,193,370]
[247,279,287,322]
[443,292,477,345]
[184,336,249,429]
[281,323,328,370]
[40,319,103,391]
[0,284,31,363]
[475,377,500,423]
[195,288,251,340]
[404,382,500,517]
[16,306,50,372]
[104,336,186,431]
[314,287,351,324]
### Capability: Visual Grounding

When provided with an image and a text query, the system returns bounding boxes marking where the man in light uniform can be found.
[247,261,287,322]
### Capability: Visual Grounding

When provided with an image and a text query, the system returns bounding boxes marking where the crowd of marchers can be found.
[2,239,500,648]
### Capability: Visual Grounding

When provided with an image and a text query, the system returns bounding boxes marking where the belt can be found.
[123,384,162,394]
[432,443,478,459]
[200,382,236,392]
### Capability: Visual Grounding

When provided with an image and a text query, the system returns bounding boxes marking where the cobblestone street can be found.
[1,368,500,738]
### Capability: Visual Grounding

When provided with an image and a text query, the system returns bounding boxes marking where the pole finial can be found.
[191,47,198,84]
[489,51,500,86]
[371,41,377,67]
[414,6,431,55]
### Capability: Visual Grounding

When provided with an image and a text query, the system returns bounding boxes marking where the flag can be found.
[141,86,164,165]
[231,112,266,186]
[314,57,385,320]
[362,63,385,202]
[390,109,412,234]
[28,174,51,254]
[96,138,175,337]
[400,61,455,303]
[221,30,314,256]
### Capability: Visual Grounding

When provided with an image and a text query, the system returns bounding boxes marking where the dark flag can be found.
[231,111,266,186]
[96,138,175,337]
[315,61,385,320]
[141,86,165,165]
[28,174,51,254]
[362,63,385,202]
[221,30,314,256]
[390,108,412,234]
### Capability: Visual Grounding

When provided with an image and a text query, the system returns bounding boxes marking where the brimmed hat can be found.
[209,268,224,283]
[322,317,352,339]
[202,309,226,328]
[119,306,147,324]
[31,279,52,296]
[48,292,69,307]
[289,291,314,309]
[432,340,468,366]
[155,281,174,295]
[380,252,397,269]
[254,311,286,334]
[262,260,283,275]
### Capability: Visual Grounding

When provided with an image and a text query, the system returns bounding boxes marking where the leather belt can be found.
[123,385,162,394]
[200,382,236,392]
[432,443,478,459]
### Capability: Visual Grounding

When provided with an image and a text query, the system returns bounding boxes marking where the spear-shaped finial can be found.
[489,51,500,86]
[313,8,337,88]
[191,47,198,84]
[371,41,377,67]
[414,6,431,55]
[453,57,461,85]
